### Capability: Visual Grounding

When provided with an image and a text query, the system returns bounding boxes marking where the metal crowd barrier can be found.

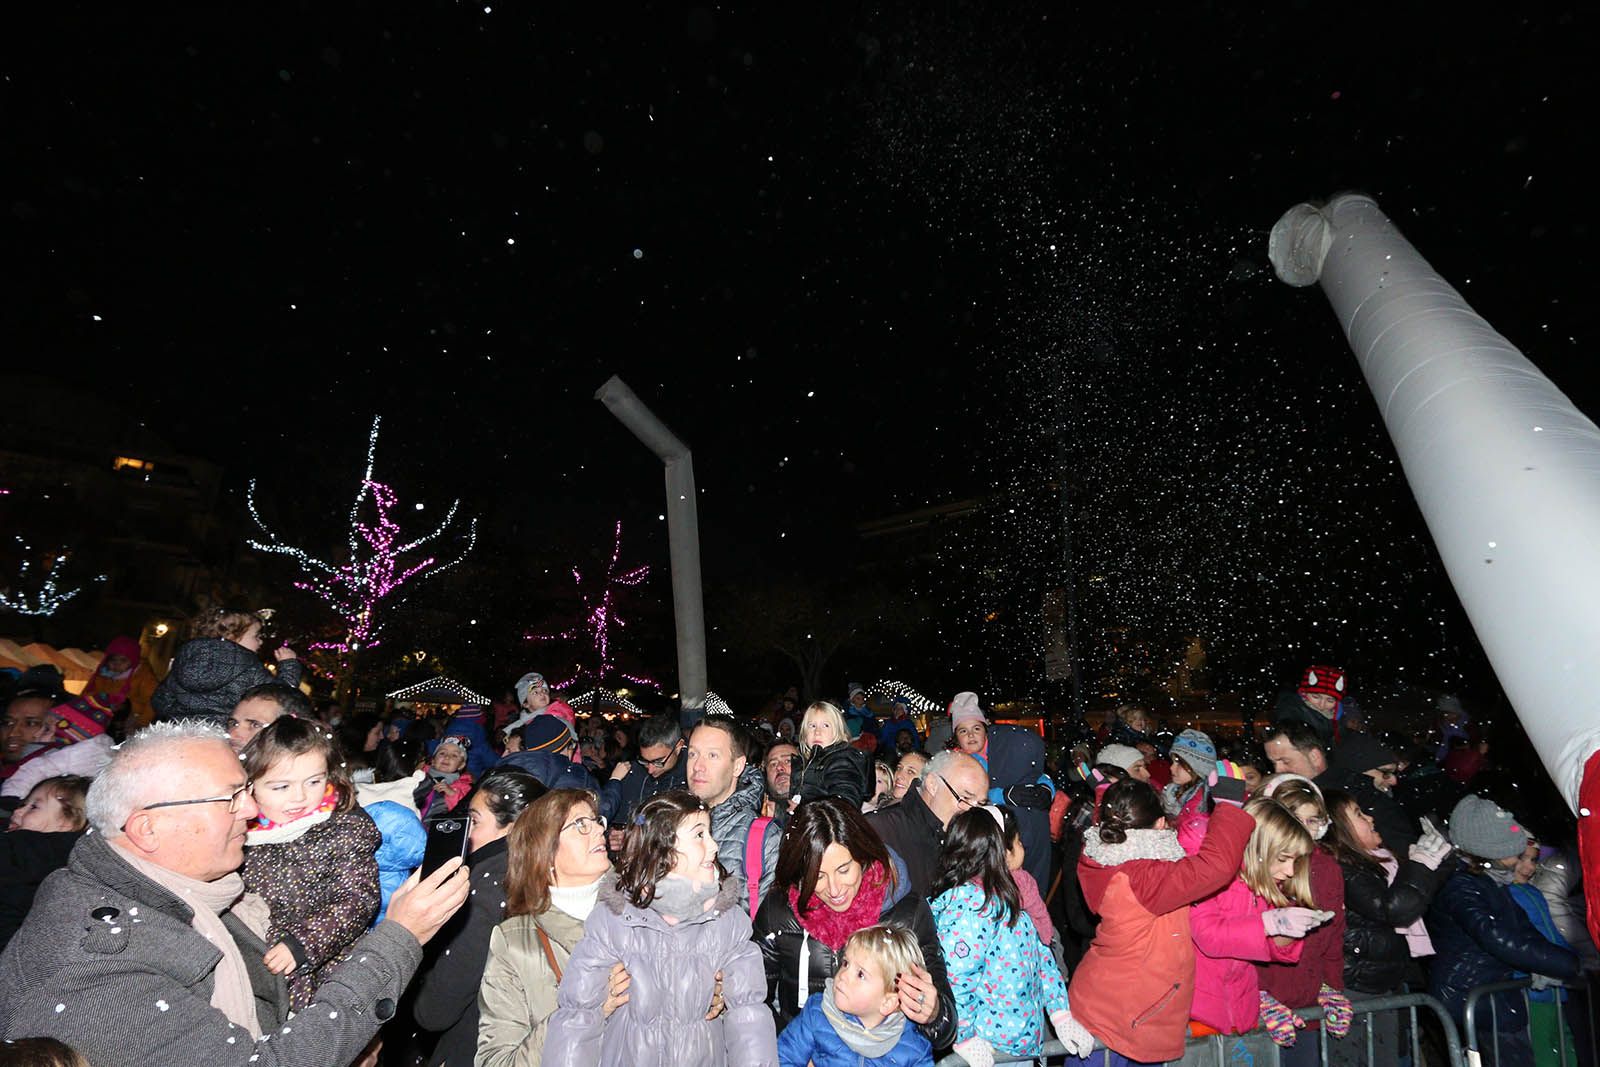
[1462,976,1597,1067]
[934,991,1465,1067]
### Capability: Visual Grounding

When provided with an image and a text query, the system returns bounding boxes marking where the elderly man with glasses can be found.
[866,750,990,900]
[0,720,470,1067]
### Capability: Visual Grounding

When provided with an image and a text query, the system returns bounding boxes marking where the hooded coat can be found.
[361,800,424,924]
[1067,803,1253,1063]
[710,765,782,903]
[542,872,776,1067]
[0,831,421,1067]
[151,638,304,723]
[976,723,1054,892]
[753,850,959,1050]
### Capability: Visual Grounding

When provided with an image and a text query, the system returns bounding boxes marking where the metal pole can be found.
[1269,193,1600,811]
[594,376,707,712]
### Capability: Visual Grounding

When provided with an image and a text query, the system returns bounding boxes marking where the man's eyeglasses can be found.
[122,784,251,831]
[938,774,982,809]
[640,744,682,770]
[562,813,608,836]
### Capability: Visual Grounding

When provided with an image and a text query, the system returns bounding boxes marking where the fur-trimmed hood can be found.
[1081,825,1186,867]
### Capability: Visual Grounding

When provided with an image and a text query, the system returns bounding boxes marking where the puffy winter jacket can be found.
[543,873,776,1067]
[1339,853,1442,993]
[797,741,870,808]
[754,850,959,1050]
[1068,803,1254,1063]
[476,906,587,1067]
[775,991,933,1067]
[361,800,424,924]
[710,765,782,902]
[978,723,1055,892]
[497,750,599,796]
[932,881,1069,1056]
[1189,877,1302,1033]
[152,638,304,723]
[1427,863,1579,1031]
[1530,852,1599,968]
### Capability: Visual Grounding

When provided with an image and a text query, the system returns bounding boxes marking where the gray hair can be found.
[923,749,979,785]
[86,720,231,836]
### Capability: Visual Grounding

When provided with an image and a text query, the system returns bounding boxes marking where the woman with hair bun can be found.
[1065,767,1254,1067]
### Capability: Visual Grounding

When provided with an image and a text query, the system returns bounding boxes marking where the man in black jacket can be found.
[599,713,687,842]
[1266,720,1418,852]
[867,751,989,900]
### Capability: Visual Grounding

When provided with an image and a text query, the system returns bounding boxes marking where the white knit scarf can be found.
[117,848,268,1037]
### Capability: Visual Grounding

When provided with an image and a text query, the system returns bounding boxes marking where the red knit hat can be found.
[1298,665,1347,701]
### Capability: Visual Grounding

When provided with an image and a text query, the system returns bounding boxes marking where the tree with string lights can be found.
[246,416,477,693]
[525,521,658,692]
[0,535,105,634]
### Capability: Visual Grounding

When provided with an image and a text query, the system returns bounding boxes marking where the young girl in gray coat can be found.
[543,790,777,1067]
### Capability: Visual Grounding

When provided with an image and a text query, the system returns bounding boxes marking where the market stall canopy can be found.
[386,677,490,706]
[0,638,103,692]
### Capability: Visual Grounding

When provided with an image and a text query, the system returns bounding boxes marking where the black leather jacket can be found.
[1339,854,1443,993]
[796,741,871,808]
[753,851,957,1050]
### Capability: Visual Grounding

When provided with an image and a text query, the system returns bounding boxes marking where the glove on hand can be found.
[954,1036,995,1067]
[1263,907,1330,938]
[1317,984,1353,1038]
[1530,973,1555,991]
[1408,830,1453,870]
[1259,990,1305,1048]
[1050,1009,1096,1058]
[1209,759,1250,807]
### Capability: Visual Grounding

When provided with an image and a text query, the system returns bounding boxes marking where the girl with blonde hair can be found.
[795,701,870,808]
[1188,797,1328,1042]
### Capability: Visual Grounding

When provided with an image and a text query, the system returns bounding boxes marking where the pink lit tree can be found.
[525,521,657,692]
[246,416,477,681]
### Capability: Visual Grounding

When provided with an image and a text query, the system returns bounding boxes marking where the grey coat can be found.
[710,765,781,904]
[543,873,776,1067]
[0,832,421,1067]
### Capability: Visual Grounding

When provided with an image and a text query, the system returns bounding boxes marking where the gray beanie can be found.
[1095,743,1146,774]
[1448,794,1530,861]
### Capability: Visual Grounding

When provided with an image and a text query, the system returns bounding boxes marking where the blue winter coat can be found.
[931,881,1069,1057]
[776,992,932,1067]
[1427,864,1579,1032]
[876,717,921,755]
[497,750,600,795]
[978,724,1055,891]
[364,800,424,925]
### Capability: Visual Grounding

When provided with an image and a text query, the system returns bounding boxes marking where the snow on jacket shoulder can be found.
[543,873,776,1067]
[932,881,1068,1056]
[1189,878,1301,1033]
[776,991,933,1067]
[1067,802,1253,1064]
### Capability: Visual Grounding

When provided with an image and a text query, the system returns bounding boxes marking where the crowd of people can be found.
[0,618,1594,1067]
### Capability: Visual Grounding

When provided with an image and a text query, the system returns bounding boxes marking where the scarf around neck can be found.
[246,783,338,845]
[820,977,907,1058]
[117,847,266,1038]
[649,875,721,924]
[789,861,888,951]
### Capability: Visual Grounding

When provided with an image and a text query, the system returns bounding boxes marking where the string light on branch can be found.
[525,521,657,691]
[0,537,105,617]
[247,415,477,659]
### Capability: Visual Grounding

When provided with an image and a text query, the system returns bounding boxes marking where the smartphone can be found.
[421,815,473,878]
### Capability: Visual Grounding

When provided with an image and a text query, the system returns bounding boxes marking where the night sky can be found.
[6,5,1595,709]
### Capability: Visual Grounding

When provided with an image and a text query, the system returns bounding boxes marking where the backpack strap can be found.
[745,816,773,917]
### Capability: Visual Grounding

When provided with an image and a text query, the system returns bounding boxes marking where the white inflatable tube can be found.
[1270,193,1600,811]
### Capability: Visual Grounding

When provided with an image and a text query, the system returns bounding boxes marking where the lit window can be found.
[113,456,155,473]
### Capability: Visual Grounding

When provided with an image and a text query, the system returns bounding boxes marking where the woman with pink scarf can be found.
[1322,789,1453,1066]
